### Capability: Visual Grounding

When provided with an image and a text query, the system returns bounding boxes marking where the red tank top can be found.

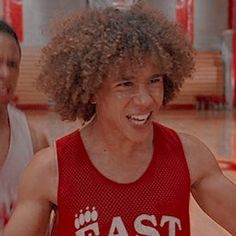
[56,122,191,236]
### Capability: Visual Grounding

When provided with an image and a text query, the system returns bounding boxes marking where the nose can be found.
[132,85,153,107]
[0,64,10,80]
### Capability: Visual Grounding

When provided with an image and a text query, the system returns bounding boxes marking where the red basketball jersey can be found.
[56,122,191,235]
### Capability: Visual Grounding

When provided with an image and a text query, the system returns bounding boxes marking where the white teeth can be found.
[127,112,151,126]
[130,113,150,121]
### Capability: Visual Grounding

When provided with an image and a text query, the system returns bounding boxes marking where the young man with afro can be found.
[4,2,236,236]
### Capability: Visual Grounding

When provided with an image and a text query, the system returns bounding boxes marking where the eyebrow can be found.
[150,73,162,79]
[112,75,135,82]
[112,73,163,82]
[121,73,162,80]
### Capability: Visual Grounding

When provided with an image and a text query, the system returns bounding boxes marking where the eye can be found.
[116,80,134,87]
[7,60,18,68]
[149,75,163,84]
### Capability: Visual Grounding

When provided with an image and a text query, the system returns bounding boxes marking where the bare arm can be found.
[3,147,57,236]
[179,133,236,235]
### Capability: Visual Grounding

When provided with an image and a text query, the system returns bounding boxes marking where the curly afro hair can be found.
[38,1,195,121]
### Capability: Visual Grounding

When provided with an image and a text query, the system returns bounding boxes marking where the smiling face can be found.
[0,32,20,105]
[93,58,164,143]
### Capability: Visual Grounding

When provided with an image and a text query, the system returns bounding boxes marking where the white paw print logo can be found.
[74,206,99,236]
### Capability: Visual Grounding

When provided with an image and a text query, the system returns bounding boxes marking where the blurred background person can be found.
[0,20,49,234]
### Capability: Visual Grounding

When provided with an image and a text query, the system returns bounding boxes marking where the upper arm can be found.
[3,147,57,236]
[179,133,236,235]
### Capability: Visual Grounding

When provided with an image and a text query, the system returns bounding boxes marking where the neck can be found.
[80,118,154,184]
[81,118,153,161]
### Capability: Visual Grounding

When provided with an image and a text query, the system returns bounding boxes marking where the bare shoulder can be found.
[28,120,50,153]
[178,132,222,187]
[19,146,58,205]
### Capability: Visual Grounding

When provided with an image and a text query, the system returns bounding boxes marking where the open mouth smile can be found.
[126,112,152,125]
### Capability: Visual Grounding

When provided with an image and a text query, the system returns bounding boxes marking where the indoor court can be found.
[1,0,236,235]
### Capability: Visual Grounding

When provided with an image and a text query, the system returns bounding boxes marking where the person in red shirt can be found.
[4,2,236,236]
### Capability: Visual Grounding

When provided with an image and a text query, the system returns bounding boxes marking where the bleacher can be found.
[16,48,48,109]
[16,49,224,109]
[169,51,224,109]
